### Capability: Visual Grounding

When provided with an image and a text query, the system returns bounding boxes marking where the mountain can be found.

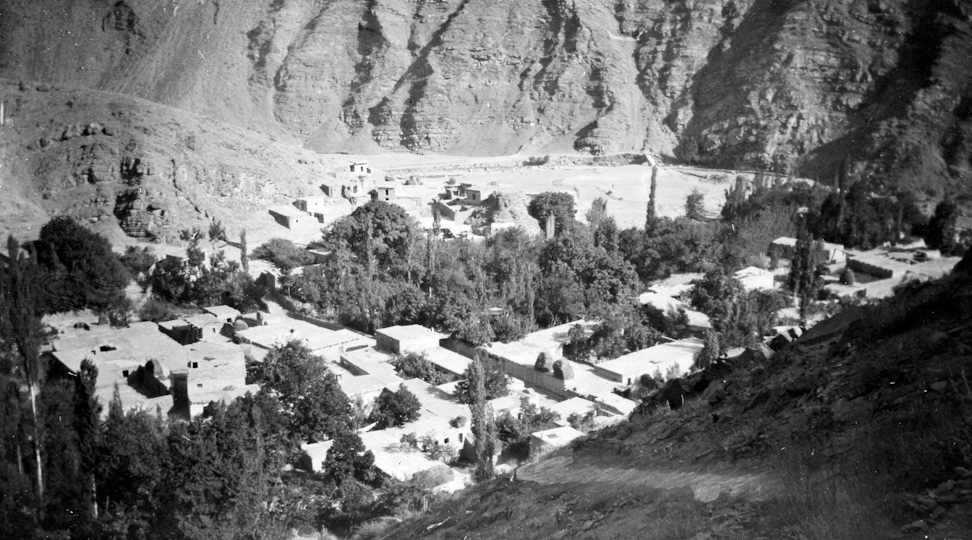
[2,0,971,196]
[0,79,335,241]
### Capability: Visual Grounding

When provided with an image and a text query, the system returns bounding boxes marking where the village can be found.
[37,158,967,495]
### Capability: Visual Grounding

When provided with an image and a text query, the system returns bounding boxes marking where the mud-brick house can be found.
[350,162,372,175]
[530,425,585,457]
[171,342,257,418]
[370,182,397,203]
[268,205,306,229]
[203,305,241,325]
[464,185,496,203]
[294,196,329,215]
[376,324,446,355]
[593,337,704,385]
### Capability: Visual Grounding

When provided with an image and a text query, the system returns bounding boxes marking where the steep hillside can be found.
[1,0,970,193]
[0,79,336,241]
[381,262,972,539]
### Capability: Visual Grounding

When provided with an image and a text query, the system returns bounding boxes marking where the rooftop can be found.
[268,204,304,217]
[202,305,242,321]
[596,338,704,377]
[422,347,471,376]
[532,425,585,445]
[377,324,446,344]
[485,320,597,366]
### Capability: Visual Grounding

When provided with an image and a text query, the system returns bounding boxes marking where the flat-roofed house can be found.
[465,185,496,203]
[203,305,241,325]
[295,196,329,215]
[733,266,776,291]
[375,325,445,355]
[172,342,257,418]
[268,205,306,229]
[530,426,585,456]
[370,182,397,203]
[350,162,372,174]
[593,337,704,385]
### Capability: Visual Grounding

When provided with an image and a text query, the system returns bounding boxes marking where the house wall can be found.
[485,352,569,399]
[375,333,401,354]
[592,365,626,384]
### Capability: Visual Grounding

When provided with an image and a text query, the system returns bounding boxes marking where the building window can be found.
[459,433,464,442]
[192,362,199,368]
[197,383,203,388]
[444,438,450,444]
[122,370,129,377]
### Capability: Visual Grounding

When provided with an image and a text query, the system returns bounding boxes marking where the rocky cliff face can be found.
[0,80,334,240]
[1,0,970,193]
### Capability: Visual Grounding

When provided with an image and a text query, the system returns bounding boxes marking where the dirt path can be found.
[517,455,778,502]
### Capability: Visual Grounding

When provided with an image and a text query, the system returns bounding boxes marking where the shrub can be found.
[553,359,574,380]
[370,385,422,429]
[534,351,553,372]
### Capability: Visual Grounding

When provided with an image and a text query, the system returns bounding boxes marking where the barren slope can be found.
[1,0,970,193]
[0,79,336,241]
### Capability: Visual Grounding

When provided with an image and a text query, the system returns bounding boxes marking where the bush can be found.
[369,385,422,429]
[392,353,452,385]
[553,359,574,380]
[534,351,553,372]
[523,155,550,166]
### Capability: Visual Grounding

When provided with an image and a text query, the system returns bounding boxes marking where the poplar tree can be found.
[468,351,497,481]
[646,165,658,234]
[1,236,45,501]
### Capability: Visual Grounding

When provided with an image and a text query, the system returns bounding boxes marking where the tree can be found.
[646,166,658,234]
[926,195,959,253]
[239,229,249,274]
[392,353,450,385]
[253,341,355,442]
[528,192,576,237]
[119,246,157,280]
[208,219,226,248]
[96,391,168,537]
[840,267,856,285]
[496,398,560,460]
[73,359,101,519]
[586,197,608,230]
[534,351,554,372]
[552,359,574,380]
[454,353,510,404]
[788,217,823,319]
[1,236,46,501]
[323,201,417,275]
[695,331,720,371]
[251,238,314,275]
[324,430,375,486]
[160,393,291,540]
[370,384,422,429]
[36,216,131,312]
[467,351,497,481]
[684,188,706,220]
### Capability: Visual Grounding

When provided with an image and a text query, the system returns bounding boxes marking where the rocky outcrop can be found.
[0,0,970,193]
[1,80,335,240]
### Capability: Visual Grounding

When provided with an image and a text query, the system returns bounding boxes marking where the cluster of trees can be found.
[152,226,263,312]
[0,234,420,539]
[289,195,726,352]
[391,352,455,385]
